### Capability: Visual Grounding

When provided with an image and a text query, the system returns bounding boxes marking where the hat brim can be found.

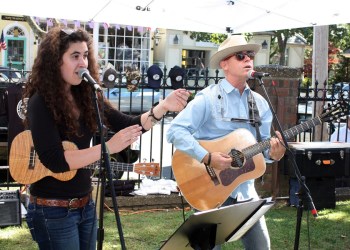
[209,44,261,69]
[148,79,161,88]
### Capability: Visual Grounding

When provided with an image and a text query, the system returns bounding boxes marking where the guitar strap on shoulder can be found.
[211,83,262,144]
[248,91,268,186]
[248,90,262,142]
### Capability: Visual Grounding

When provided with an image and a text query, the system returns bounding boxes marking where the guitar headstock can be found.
[321,99,349,122]
[134,162,160,177]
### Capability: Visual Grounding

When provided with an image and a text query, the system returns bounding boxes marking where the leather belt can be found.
[30,194,91,209]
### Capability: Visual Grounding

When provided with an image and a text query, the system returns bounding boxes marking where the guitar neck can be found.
[242,116,322,159]
[87,161,134,172]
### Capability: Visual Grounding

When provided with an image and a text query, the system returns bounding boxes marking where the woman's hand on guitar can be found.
[106,125,142,154]
[269,131,286,161]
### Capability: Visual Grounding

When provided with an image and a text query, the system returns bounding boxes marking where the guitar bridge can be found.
[29,146,36,170]
[205,164,220,186]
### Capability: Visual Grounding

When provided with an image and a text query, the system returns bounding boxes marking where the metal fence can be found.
[100,66,224,180]
[0,67,224,181]
[1,66,349,181]
[296,80,349,143]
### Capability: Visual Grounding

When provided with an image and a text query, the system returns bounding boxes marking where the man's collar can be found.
[221,79,250,94]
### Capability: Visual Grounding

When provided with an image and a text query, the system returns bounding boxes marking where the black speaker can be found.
[0,190,21,227]
[306,177,336,210]
[289,177,336,209]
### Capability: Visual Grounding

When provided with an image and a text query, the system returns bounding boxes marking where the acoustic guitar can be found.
[172,100,348,211]
[9,130,160,184]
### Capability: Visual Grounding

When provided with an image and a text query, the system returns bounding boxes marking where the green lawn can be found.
[1,200,349,250]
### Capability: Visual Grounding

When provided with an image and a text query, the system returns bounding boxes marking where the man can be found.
[167,35,285,249]
[330,115,350,142]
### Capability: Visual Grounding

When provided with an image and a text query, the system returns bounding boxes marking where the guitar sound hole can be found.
[229,149,244,169]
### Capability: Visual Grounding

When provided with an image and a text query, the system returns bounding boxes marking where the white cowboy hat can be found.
[209,35,261,69]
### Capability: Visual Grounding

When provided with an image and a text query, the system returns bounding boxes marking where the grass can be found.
[1,200,349,250]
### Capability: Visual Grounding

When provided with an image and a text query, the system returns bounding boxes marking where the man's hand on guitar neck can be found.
[268,131,286,161]
[202,152,233,171]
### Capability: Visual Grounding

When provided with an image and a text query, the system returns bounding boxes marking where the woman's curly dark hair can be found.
[23,26,106,137]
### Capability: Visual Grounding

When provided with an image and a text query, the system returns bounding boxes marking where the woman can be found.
[23,26,189,249]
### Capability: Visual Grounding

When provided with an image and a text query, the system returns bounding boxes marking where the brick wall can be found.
[253,66,303,198]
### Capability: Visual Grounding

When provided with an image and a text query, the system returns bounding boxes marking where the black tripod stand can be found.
[254,75,318,250]
[293,175,318,250]
[90,89,126,250]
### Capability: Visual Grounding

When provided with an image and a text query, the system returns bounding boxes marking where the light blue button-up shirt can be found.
[167,79,273,200]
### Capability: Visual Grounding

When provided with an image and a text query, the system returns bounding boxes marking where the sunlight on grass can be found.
[0,225,36,250]
[319,210,349,221]
[0,226,28,239]
[0,228,18,239]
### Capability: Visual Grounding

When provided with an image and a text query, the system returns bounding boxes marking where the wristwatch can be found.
[149,107,162,125]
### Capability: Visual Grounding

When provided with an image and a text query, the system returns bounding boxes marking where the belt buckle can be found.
[68,198,79,209]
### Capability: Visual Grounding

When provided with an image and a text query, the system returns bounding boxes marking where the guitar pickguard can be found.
[219,159,255,186]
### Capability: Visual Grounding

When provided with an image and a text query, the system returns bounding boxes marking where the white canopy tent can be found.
[0,0,343,140]
[2,0,350,34]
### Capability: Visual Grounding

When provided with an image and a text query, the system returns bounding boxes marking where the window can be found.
[98,25,151,72]
[7,40,24,62]
[182,49,206,70]
[5,27,26,70]
[34,19,151,73]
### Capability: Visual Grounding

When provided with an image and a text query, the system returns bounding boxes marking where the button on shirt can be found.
[167,79,273,201]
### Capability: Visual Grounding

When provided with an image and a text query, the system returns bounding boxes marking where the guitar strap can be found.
[247,90,264,185]
[212,83,262,141]
[247,90,262,142]
[211,83,265,186]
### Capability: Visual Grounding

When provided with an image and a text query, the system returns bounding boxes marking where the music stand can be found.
[160,199,274,250]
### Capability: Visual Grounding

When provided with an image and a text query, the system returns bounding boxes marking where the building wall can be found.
[287,44,306,68]
[251,34,271,66]
[0,16,37,69]
[152,28,166,68]
[153,32,277,79]
[154,29,220,76]
[1,14,306,76]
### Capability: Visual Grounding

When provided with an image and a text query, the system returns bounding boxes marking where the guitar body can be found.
[172,128,266,211]
[10,130,79,184]
[171,100,348,211]
[9,130,160,184]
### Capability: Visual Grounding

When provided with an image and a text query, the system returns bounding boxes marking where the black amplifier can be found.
[287,142,350,178]
[0,190,21,227]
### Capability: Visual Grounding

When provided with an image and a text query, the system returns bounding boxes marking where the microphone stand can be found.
[90,89,126,250]
[255,76,317,250]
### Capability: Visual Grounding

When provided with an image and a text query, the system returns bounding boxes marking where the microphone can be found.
[78,68,102,92]
[248,70,270,79]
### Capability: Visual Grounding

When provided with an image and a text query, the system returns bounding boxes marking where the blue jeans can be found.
[26,199,97,250]
[213,197,271,250]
